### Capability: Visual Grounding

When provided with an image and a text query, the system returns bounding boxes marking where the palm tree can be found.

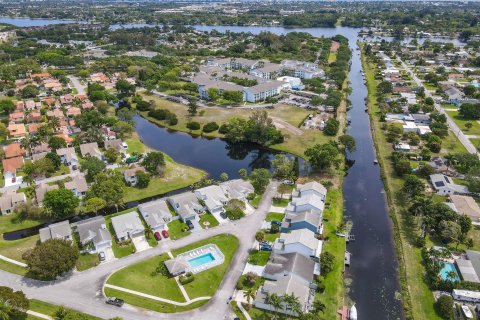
[0,299,12,320]
[267,293,282,319]
[145,225,154,239]
[312,300,326,314]
[49,116,61,133]
[243,289,256,307]
[446,270,458,282]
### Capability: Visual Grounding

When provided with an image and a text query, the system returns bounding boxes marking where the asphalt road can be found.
[0,181,280,320]
[400,60,479,157]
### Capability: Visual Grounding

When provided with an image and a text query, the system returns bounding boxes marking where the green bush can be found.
[179,273,195,285]
[168,115,178,126]
[218,124,229,134]
[435,295,453,320]
[226,207,245,220]
[187,121,201,130]
[203,122,220,133]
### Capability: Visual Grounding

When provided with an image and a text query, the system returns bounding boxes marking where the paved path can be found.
[26,310,53,320]
[237,300,252,320]
[0,255,27,267]
[104,284,209,306]
[68,76,86,96]
[400,60,479,156]
[0,181,279,320]
[174,277,191,302]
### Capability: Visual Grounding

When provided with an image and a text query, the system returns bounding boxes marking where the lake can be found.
[0,17,86,27]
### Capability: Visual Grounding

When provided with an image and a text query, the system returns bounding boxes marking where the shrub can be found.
[218,124,229,134]
[179,273,195,285]
[168,115,178,125]
[203,122,220,133]
[226,207,245,220]
[270,224,280,233]
[236,279,244,290]
[435,295,453,320]
[187,121,201,130]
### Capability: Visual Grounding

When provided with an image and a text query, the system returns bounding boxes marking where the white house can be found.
[138,199,172,231]
[430,174,469,195]
[281,60,323,79]
[244,81,284,103]
[452,289,480,303]
[75,216,112,252]
[273,229,321,258]
[56,147,78,167]
[39,221,72,242]
[195,185,228,214]
[111,211,145,241]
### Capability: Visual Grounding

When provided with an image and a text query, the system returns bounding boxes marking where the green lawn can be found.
[167,220,191,240]
[28,299,101,320]
[271,198,289,207]
[105,234,239,312]
[471,138,480,151]
[446,110,480,135]
[0,213,43,234]
[123,153,205,203]
[249,194,262,208]
[263,230,280,243]
[199,212,220,229]
[107,253,186,302]
[0,258,27,276]
[76,252,99,271]
[171,234,239,299]
[265,212,284,222]
[0,234,38,261]
[247,250,271,266]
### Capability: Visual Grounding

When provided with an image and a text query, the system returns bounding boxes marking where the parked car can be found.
[98,251,106,261]
[260,244,272,251]
[162,230,169,238]
[106,297,124,307]
[271,220,282,226]
[154,232,161,241]
[220,211,227,219]
[282,180,294,185]
[186,220,194,230]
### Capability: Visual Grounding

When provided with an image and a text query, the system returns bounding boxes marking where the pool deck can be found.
[177,244,225,274]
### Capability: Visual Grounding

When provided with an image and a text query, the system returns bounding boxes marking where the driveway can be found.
[0,181,280,320]
[99,247,115,263]
[68,76,86,96]
[131,236,150,252]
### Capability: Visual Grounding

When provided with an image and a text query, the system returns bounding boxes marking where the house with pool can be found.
[164,244,224,276]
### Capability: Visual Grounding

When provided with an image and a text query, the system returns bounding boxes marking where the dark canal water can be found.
[134,115,307,180]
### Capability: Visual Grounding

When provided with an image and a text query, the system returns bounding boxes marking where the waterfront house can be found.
[273,229,321,258]
[138,199,172,231]
[111,211,145,241]
[263,252,317,284]
[219,179,254,201]
[430,174,469,195]
[195,185,228,214]
[75,216,112,252]
[281,210,322,234]
[167,192,204,222]
[39,221,72,242]
[35,183,59,206]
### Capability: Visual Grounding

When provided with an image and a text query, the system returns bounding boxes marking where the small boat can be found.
[349,304,357,320]
[373,159,379,164]
[462,305,473,319]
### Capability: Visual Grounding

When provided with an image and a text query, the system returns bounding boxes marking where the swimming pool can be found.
[188,253,215,268]
[440,262,460,282]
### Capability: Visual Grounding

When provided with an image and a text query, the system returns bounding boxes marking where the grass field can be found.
[265,212,284,222]
[446,110,480,136]
[107,253,186,302]
[167,219,191,240]
[199,212,220,229]
[76,252,99,271]
[105,234,239,312]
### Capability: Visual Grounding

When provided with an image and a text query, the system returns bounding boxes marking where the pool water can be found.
[188,253,215,268]
[440,262,460,282]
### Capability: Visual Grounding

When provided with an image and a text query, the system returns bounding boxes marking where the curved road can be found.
[0,181,279,320]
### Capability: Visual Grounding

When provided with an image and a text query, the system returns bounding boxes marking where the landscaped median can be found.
[103,234,239,313]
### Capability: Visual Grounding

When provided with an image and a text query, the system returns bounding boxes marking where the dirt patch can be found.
[272,117,303,136]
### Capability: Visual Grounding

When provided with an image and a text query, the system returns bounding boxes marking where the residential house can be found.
[286,194,324,215]
[75,216,112,252]
[219,179,254,201]
[80,142,102,159]
[66,107,81,118]
[293,182,327,201]
[448,195,480,223]
[429,156,449,173]
[104,139,126,155]
[39,221,72,242]
[402,121,432,135]
[452,289,480,303]
[35,183,59,206]
[7,123,26,139]
[9,111,25,123]
[56,147,78,167]
[111,211,145,241]
[395,143,411,152]
[167,192,204,222]
[444,86,463,105]
[273,229,321,258]
[138,199,172,232]
[281,210,322,234]
[123,164,146,186]
[411,113,431,125]
[4,143,26,159]
[263,252,317,283]
[250,62,283,79]
[65,175,88,197]
[26,112,42,123]
[254,274,314,316]
[0,191,26,215]
[430,174,469,195]
[195,185,228,214]
[2,156,24,185]
[60,94,74,105]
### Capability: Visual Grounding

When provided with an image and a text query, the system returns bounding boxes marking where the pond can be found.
[0,17,87,27]
[134,115,307,180]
